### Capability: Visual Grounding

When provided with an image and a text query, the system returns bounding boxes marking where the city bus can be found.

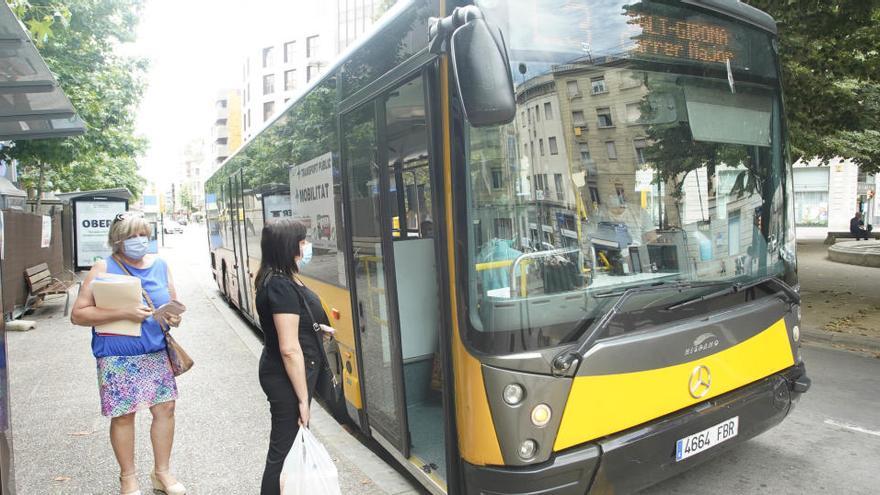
[205,0,811,493]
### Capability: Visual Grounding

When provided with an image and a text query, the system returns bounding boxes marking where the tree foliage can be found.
[745,0,880,172]
[3,0,148,197]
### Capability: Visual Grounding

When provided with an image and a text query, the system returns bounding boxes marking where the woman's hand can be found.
[165,314,182,327]
[298,401,310,427]
[123,306,152,323]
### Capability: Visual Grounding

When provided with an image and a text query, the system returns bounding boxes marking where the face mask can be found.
[297,241,313,269]
[123,236,149,260]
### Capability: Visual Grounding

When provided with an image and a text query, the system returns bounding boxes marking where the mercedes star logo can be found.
[689,365,712,399]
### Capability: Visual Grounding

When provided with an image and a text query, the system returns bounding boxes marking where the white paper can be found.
[41,215,51,248]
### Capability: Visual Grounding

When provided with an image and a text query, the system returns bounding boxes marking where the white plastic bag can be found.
[280,427,342,495]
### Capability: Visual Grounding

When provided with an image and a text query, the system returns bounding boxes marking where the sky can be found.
[130,0,315,192]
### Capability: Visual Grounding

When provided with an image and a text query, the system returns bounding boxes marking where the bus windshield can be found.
[464,0,797,354]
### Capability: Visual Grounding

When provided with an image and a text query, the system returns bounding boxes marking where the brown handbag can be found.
[113,256,194,376]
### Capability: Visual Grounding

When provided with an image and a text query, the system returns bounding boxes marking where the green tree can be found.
[3,0,148,204]
[180,184,194,213]
[745,0,880,172]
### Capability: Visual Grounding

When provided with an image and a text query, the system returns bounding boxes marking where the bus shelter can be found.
[0,2,86,492]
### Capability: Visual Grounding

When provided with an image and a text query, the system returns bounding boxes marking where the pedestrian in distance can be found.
[850,211,873,240]
[70,213,186,495]
[254,219,334,495]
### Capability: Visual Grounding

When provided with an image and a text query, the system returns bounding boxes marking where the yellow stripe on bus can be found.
[554,318,794,451]
[439,42,504,465]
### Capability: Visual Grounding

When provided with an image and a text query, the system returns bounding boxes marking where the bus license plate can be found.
[675,416,739,462]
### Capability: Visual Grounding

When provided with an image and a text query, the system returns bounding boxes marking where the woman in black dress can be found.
[254,219,330,494]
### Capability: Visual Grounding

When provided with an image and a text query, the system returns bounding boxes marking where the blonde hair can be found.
[108,214,151,254]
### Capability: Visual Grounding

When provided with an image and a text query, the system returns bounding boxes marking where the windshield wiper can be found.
[665,275,800,311]
[551,280,725,375]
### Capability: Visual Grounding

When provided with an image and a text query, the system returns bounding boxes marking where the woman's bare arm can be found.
[275,313,311,419]
[70,261,151,327]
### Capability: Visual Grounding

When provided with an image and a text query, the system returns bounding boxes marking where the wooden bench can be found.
[24,263,80,316]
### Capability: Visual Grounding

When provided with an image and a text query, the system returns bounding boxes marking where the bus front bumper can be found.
[462,362,809,495]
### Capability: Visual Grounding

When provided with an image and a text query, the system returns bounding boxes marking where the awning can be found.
[0,1,86,140]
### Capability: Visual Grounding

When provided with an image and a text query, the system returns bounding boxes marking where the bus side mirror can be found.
[450,19,516,127]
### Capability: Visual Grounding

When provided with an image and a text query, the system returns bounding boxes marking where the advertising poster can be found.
[289,152,335,251]
[75,200,127,268]
[41,215,52,248]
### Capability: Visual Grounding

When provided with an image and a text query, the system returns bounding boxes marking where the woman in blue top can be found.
[71,213,186,495]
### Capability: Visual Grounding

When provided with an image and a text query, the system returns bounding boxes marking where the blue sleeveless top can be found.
[91,256,170,358]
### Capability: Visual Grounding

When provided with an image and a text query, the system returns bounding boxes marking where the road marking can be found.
[824,419,880,437]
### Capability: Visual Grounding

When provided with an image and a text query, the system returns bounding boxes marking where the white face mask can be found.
[123,236,149,260]
[297,241,313,269]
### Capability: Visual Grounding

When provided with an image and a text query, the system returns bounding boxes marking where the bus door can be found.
[341,73,446,482]
[229,171,252,316]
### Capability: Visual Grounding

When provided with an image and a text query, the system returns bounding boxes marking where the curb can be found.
[801,326,880,353]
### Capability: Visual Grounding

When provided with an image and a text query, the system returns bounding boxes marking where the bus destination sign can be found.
[629,14,736,64]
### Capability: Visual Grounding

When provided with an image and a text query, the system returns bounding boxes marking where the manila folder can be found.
[92,274,143,337]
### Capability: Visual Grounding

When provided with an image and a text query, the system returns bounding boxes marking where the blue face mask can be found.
[297,241,313,269]
[122,236,149,260]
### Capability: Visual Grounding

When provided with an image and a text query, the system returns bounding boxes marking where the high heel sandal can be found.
[151,470,186,495]
[119,472,141,495]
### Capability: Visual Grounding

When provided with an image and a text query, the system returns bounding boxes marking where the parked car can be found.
[163,221,183,234]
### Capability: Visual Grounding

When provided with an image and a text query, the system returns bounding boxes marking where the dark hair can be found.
[255,219,307,288]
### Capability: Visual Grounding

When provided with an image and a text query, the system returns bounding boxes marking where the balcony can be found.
[214,126,228,140]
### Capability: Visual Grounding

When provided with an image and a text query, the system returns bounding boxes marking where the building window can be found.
[284,70,296,91]
[307,64,321,82]
[284,41,296,63]
[590,76,607,94]
[544,102,553,120]
[263,74,275,95]
[539,139,545,156]
[262,46,274,68]
[606,141,617,159]
[535,105,541,122]
[634,138,647,165]
[491,168,503,189]
[626,103,642,123]
[615,183,626,203]
[494,218,513,239]
[597,107,614,128]
[554,173,564,200]
[218,99,227,109]
[247,109,251,129]
[567,80,580,98]
[572,110,586,127]
[579,143,591,162]
[306,35,320,58]
[793,167,830,226]
[521,111,526,126]
[263,101,275,122]
[589,186,601,205]
[548,136,559,155]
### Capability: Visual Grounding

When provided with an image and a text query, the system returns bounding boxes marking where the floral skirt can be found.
[96,350,178,417]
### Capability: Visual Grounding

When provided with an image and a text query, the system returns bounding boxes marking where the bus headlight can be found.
[502,384,525,406]
[793,325,800,342]
[518,439,538,460]
[530,404,551,427]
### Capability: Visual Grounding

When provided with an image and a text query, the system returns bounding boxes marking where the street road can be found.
[169,225,880,495]
[643,343,880,494]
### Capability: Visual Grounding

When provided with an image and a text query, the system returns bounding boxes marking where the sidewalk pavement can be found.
[7,226,421,494]
[797,240,880,355]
